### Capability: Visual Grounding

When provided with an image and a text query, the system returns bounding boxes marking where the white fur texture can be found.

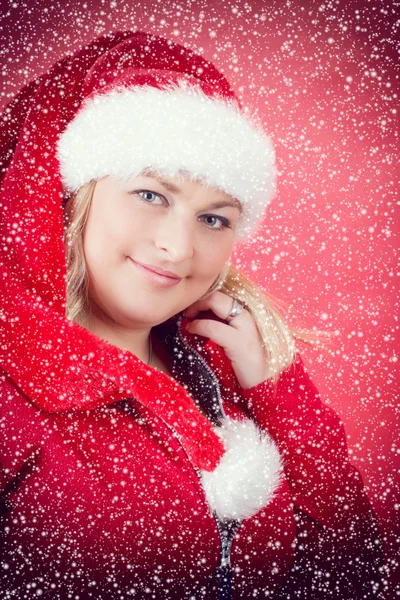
[200,417,283,521]
[57,81,276,241]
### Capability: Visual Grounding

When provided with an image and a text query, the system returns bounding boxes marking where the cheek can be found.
[84,204,137,261]
[191,237,233,287]
[199,236,232,270]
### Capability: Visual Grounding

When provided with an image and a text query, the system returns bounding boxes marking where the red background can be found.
[1,0,398,593]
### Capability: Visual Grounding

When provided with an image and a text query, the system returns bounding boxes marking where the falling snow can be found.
[0,0,399,598]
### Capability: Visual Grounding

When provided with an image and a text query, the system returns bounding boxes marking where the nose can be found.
[155,215,195,262]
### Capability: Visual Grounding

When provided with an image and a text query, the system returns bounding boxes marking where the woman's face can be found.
[82,171,242,328]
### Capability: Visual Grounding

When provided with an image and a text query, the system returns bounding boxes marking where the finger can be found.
[186,318,239,350]
[184,291,226,319]
[185,291,243,324]
[184,295,215,319]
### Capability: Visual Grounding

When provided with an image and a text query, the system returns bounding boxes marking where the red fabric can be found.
[0,343,383,598]
[0,274,224,472]
[0,30,383,599]
[81,34,240,103]
[204,344,385,597]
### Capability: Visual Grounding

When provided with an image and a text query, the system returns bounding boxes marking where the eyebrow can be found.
[140,169,243,213]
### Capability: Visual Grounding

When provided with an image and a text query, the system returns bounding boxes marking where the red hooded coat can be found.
[0,31,384,599]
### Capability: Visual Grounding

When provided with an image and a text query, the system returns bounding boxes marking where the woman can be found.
[0,31,384,599]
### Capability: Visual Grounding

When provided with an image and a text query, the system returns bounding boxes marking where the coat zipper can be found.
[215,518,241,568]
[125,315,241,597]
[174,314,227,421]
[174,315,242,596]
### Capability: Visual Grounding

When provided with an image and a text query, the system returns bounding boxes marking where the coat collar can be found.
[0,273,224,471]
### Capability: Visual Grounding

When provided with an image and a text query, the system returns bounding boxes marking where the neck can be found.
[86,306,152,365]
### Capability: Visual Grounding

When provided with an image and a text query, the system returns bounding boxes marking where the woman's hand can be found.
[183,291,272,390]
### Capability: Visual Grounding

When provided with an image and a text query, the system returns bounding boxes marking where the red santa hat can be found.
[0,32,282,520]
[56,32,276,241]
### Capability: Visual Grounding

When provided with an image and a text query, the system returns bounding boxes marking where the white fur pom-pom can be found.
[200,417,283,521]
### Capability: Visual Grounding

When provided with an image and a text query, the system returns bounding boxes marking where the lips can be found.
[133,259,181,280]
[129,258,182,288]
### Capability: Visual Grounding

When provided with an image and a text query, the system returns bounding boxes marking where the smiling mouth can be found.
[131,259,182,280]
[129,258,182,288]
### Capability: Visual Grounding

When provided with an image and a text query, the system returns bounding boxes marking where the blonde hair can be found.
[63,180,333,382]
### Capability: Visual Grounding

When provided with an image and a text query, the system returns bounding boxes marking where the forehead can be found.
[138,167,243,213]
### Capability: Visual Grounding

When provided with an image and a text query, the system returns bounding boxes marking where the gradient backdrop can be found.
[1,0,399,593]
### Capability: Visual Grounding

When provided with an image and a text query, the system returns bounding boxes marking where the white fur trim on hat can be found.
[57,81,276,241]
[200,417,283,521]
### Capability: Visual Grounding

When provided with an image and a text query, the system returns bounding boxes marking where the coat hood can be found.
[0,31,226,472]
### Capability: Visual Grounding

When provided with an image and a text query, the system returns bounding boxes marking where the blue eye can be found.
[137,190,164,204]
[201,215,232,232]
[131,189,232,233]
